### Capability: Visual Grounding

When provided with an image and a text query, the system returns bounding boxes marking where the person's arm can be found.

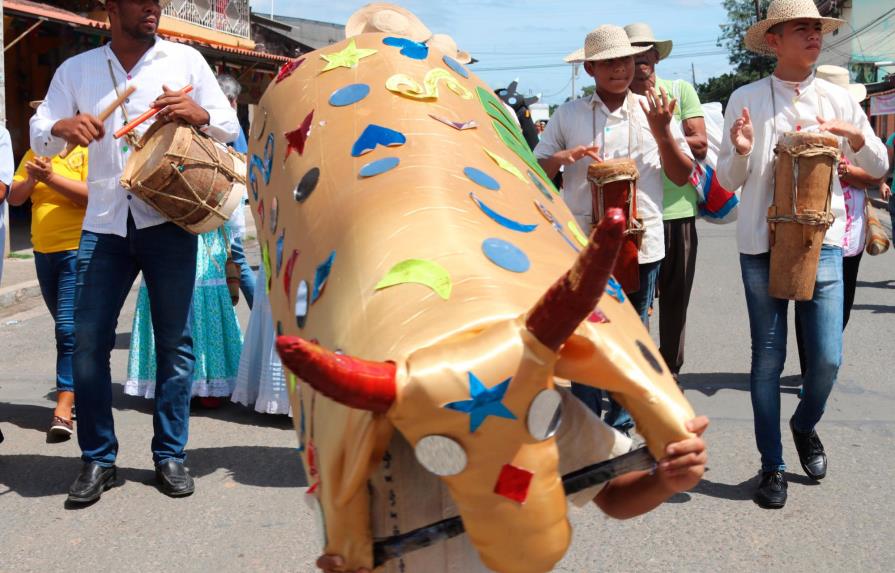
[817,101,888,180]
[640,87,692,186]
[0,127,13,204]
[886,135,894,176]
[190,48,240,144]
[594,416,708,519]
[839,162,882,191]
[31,61,102,155]
[25,157,88,207]
[681,117,707,161]
[716,88,752,192]
[534,106,601,179]
[9,176,37,206]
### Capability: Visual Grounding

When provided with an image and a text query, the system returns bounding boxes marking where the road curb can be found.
[0,279,42,311]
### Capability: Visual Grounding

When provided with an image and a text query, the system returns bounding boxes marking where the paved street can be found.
[1,218,894,572]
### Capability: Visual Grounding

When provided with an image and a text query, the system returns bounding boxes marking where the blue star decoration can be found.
[606,276,625,303]
[445,372,517,433]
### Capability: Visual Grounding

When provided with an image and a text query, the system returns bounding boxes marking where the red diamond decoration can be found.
[306,439,319,480]
[494,463,534,504]
[285,111,315,159]
[587,309,610,324]
[284,249,300,301]
[276,58,305,83]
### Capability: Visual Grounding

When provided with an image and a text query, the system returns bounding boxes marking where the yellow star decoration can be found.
[320,39,377,72]
[483,148,528,183]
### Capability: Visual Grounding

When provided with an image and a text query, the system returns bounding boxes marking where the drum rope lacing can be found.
[767,77,838,229]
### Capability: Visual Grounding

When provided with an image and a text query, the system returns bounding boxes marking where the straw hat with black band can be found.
[815,65,867,103]
[624,22,673,61]
[744,0,843,56]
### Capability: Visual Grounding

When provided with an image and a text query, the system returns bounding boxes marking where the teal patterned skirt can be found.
[125,227,244,398]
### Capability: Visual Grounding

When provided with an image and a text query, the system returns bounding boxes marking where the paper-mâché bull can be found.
[247,28,696,573]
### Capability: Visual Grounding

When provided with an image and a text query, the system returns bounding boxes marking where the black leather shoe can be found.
[68,462,117,504]
[790,417,827,480]
[155,459,195,497]
[754,470,787,509]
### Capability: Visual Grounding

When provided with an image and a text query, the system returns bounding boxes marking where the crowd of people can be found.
[0,0,893,571]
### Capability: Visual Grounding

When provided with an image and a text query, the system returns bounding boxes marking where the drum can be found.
[587,159,643,293]
[121,121,247,235]
[768,131,839,300]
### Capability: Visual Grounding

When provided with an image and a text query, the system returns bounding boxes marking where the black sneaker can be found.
[754,470,787,509]
[790,417,827,480]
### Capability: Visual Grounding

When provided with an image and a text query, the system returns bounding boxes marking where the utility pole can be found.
[691,62,697,86]
[754,0,761,21]
[571,63,578,100]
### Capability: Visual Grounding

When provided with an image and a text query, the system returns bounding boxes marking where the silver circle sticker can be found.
[527,389,563,441]
[414,435,467,476]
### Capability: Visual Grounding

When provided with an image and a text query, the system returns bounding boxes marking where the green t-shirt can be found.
[887,133,895,178]
[656,77,703,220]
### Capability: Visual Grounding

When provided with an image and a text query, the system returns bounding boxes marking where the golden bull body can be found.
[249,32,695,572]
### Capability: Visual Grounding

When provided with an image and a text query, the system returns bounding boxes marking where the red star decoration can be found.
[276,58,305,83]
[285,111,315,159]
[587,309,610,324]
[493,463,534,504]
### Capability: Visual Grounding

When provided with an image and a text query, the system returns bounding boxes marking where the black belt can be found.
[373,446,655,567]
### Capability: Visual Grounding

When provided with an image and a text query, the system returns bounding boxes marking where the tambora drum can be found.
[587,158,643,293]
[768,131,839,301]
[121,121,247,235]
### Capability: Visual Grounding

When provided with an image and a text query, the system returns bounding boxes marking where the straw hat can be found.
[580,25,652,62]
[624,23,673,60]
[564,47,584,64]
[429,33,472,65]
[97,0,173,7]
[345,3,432,43]
[744,0,843,56]
[816,64,867,102]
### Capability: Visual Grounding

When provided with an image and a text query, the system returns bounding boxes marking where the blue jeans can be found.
[229,235,255,309]
[571,260,662,433]
[73,218,197,466]
[34,250,79,393]
[888,194,895,240]
[740,247,843,472]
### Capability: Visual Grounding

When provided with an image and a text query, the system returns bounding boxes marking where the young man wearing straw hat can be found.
[535,25,694,433]
[626,22,707,383]
[30,0,238,504]
[716,0,888,509]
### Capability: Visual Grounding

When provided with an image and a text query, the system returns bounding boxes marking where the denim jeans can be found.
[73,218,197,466]
[229,235,255,309]
[34,250,79,393]
[889,194,895,241]
[740,246,843,472]
[570,260,662,433]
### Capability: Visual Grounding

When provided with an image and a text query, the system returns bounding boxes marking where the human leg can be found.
[230,235,255,309]
[71,231,139,466]
[841,252,862,330]
[135,222,198,466]
[658,218,698,375]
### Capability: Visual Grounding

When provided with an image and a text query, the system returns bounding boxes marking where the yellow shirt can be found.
[13,148,88,253]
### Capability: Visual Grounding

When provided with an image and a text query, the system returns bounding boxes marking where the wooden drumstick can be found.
[59,85,136,159]
[114,85,193,140]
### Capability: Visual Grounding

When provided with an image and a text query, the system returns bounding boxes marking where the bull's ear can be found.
[525,208,625,351]
[276,336,397,413]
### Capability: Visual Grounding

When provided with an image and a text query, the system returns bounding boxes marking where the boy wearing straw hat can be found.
[535,24,693,433]
[626,22,707,383]
[716,0,888,509]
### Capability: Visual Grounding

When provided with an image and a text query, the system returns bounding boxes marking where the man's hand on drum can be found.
[316,554,369,573]
[730,107,753,156]
[153,85,210,126]
[51,114,105,147]
[816,115,865,152]
[555,145,601,166]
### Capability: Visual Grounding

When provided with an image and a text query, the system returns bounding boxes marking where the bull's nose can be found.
[494,463,534,503]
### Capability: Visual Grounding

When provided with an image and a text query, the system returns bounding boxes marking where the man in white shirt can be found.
[0,126,13,286]
[535,25,693,433]
[30,0,239,504]
[716,0,888,509]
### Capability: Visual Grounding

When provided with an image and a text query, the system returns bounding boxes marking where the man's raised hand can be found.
[731,107,753,155]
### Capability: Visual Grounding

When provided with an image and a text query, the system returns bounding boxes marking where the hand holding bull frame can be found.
[278,210,707,572]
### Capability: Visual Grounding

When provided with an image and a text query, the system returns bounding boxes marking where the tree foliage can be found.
[696,0,777,106]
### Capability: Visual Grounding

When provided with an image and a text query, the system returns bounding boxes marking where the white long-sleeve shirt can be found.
[535,92,693,264]
[30,38,239,237]
[717,75,889,255]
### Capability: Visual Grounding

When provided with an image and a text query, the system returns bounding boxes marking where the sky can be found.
[250,0,735,105]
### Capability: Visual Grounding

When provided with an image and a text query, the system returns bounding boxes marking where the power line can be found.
[473,50,727,72]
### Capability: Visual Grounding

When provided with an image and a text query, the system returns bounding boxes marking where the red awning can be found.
[4,0,291,65]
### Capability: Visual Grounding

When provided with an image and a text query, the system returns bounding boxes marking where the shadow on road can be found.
[856,279,895,289]
[851,303,895,315]
[0,446,306,499]
[692,471,818,502]
[678,373,802,396]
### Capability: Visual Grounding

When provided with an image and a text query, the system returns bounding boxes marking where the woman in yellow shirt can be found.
[9,142,88,440]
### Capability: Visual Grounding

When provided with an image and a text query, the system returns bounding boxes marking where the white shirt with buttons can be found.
[30,38,240,237]
[535,92,693,264]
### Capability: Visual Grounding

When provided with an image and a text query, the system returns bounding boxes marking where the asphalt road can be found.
[1,218,894,572]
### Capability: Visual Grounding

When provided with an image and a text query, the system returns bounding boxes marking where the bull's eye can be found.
[527,389,563,441]
[637,340,664,375]
[414,435,467,476]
